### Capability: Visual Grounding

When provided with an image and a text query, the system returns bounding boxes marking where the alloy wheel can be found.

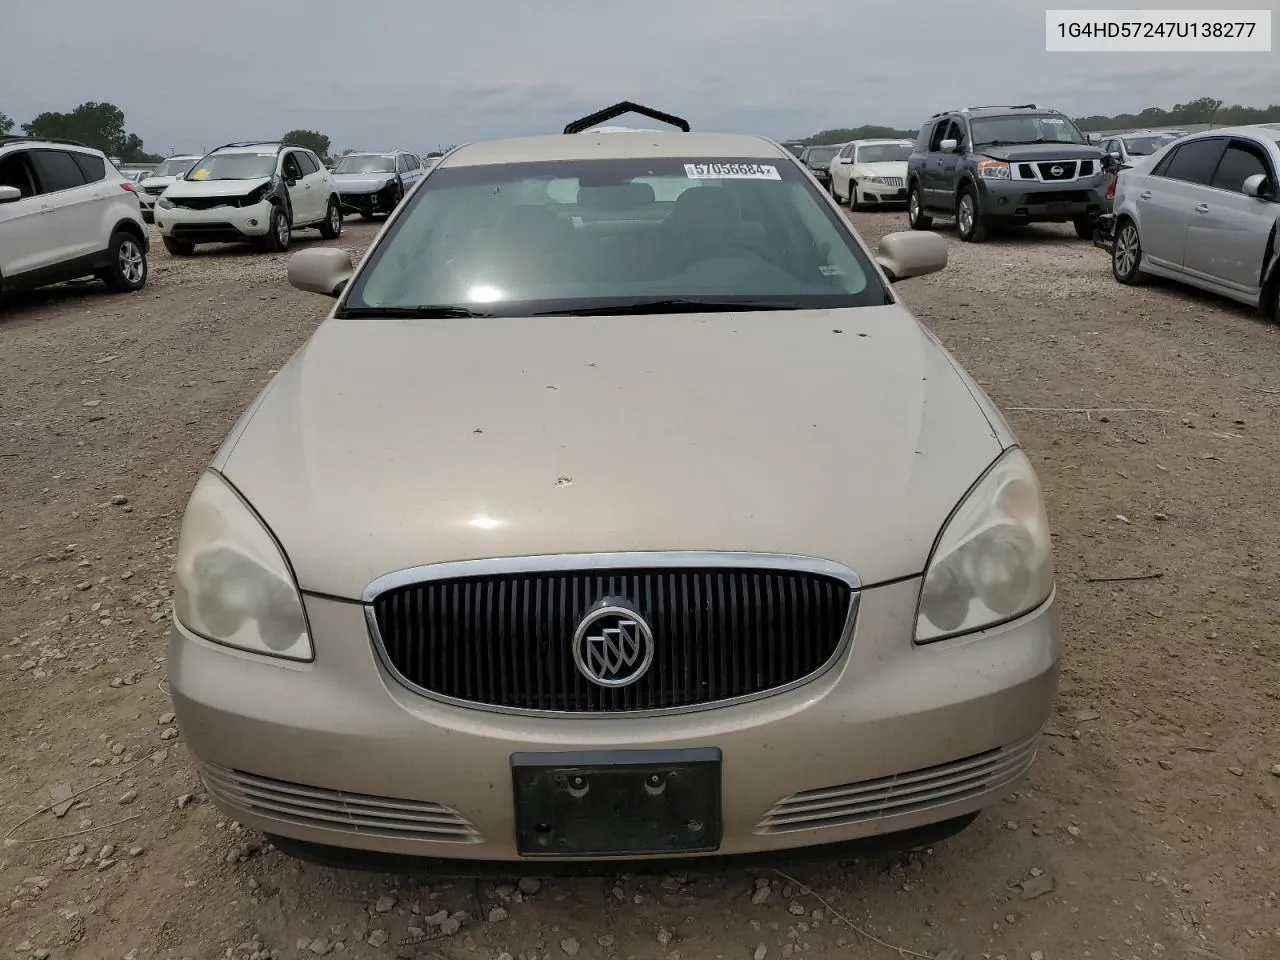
[118,240,144,285]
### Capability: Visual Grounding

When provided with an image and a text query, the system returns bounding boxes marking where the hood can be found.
[979,142,1103,163]
[164,176,272,199]
[333,172,397,192]
[216,310,1003,599]
[853,161,908,177]
[139,174,180,189]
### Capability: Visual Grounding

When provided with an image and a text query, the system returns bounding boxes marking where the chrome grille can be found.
[755,732,1041,834]
[144,184,167,196]
[200,763,482,843]
[876,176,905,187]
[369,557,856,713]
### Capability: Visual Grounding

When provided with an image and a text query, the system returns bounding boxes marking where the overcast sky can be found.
[2,0,1274,155]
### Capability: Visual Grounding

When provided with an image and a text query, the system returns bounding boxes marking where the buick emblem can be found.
[1050,165,1064,177]
[572,601,654,688]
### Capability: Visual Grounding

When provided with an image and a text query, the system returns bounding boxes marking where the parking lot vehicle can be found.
[797,143,842,191]
[780,140,806,158]
[137,154,202,223]
[1099,131,1179,166]
[906,104,1109,242]
[830,139,912,209]
[1110,125,1280,317]
[155,141,341,255]
[331,150,425,218]
[0,135,149,298]
[170,102,1060,871]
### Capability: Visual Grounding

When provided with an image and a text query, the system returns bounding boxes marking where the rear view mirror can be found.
[0,185,21,204]
[288,247,354,297]
[940,139,958,153]
[877,231,947,282]
[1242,173,1269,198]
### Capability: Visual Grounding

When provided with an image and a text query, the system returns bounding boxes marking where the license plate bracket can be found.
[511,748,722,857]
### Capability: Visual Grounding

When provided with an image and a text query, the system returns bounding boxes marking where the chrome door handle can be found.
[1139,191,1152,199]
[1194,203,1209,213]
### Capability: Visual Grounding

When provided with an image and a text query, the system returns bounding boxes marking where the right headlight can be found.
[915,447,1054,643]
[173,471,313,661]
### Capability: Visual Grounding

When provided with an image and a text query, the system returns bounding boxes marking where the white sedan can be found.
[829,139,913,209]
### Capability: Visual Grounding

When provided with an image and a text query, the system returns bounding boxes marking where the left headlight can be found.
[915,447,1054,644]
[978,159,1011,180]
[173,471,313,661]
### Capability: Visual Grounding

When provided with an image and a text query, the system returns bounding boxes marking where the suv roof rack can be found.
[964,103,1043,112]
[0,135,90,148]
[564,102,690,134]
[210,140,284,152]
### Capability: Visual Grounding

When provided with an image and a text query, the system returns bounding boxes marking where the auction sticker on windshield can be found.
[684,163,781,179]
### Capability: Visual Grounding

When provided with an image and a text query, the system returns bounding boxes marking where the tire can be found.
[848,181,859,210]
[955,188,988,243]
[319,198,342,240]
[101,230,148,292]
[907,183,933,229]
[1111,218,1147,285]
[263,205,291,252]
[1073,215,1095,240]
[162,235,194,257]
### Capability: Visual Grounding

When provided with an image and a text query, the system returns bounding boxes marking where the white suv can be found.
[156,141,342,255]
[137,154,202,223]
[0,136,149,299]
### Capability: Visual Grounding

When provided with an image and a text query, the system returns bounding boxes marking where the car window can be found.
[29,150,89,193]
[70,151,107,183]
[282,152,303,180]
[1157,138,1227,185]
[333,154,396,174]
[345,156,889,316]
[406,154,420,170]
[970,113,1086,146]
[397,155,410,173]
[296,151,319,176]
[928,121,956,151]
[1209,140,1271,193]
[855,143,911,163]
[0,150,40,198]
[188,152,278,181]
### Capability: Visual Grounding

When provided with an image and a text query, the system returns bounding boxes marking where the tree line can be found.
[799,97,1280,145]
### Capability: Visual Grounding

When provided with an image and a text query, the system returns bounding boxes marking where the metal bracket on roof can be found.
[0,135,89,147]
[564,102,690,134]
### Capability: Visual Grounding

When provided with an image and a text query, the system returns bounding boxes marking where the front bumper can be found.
[156,199,275,242]
[171,578,1060,865]
[856,181,908,204]
[974,175,1108,222]
[338,185,397,216]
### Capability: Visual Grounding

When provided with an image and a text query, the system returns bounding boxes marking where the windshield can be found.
[1122,135,1176,156]
[782,143,806,158]
[344,157,887,316]
[186,152,277,181]
[970,114,1087,146]
[150,157,198,179]
[334,154,396,174]
[855,143,911,163]
[804,147,840,166]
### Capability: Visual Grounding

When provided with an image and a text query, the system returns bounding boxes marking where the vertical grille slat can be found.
[371,564,854,713]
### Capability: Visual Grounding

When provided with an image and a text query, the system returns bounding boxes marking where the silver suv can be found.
[0,136,149,299]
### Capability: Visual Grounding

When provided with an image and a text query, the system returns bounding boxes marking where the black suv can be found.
[905,104,1108,242]
[798,143,842,190]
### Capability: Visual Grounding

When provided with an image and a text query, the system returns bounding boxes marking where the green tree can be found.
[20,101,159,161]
[282,129,331,161]
[0,111,13,136]
[801,125,915,145]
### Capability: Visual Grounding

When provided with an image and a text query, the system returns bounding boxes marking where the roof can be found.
[441,131,787,168]
[848,138,912,145]
[1176,124,1280,140]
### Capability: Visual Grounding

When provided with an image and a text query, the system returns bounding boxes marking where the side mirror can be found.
[285,177,298,187]
[939,138,958,153]
[839,156,853,164]
[0,185,21,204]
[1242,173,1269,199]
[1108,150,1122,160]
[876,231,947,282]
[288,247,354,297]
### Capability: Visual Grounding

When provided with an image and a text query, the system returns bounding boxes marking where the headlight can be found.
[865,176,887,184]
[243,182,272,205]
[157,197,173,209]
[978,159,1011,180]
[915,447,1054,643]
[173,471,312,661]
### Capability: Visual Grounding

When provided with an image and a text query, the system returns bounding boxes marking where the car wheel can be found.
[319,198,342,240]
[1111,218,1147,285]
[162,236,195,257]
[848,181,859,211]
[907,184,933,229]
[955,189,988,242]
[1073,215,1095,240]
[102,231,148,292]
[263,205,292,252]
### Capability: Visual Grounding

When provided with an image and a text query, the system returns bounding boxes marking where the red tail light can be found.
[120,182,137,194]
[1105,174,1118,200]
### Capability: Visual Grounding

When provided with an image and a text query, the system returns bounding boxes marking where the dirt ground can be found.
[2,211,1278,960]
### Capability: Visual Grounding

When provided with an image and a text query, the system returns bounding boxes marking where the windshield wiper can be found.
[337,305,497,319]
[533,298,799,317]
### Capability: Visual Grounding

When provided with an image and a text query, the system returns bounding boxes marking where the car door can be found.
[1134,137,1227,271]
[1182,137,1278,294]
[280,150,311,223]
[400,153,423,192]
[925,119,962,209]
[300,150,329,221]
[831,143,854,197]
[0,148,61,278]
[29,149,97,263]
